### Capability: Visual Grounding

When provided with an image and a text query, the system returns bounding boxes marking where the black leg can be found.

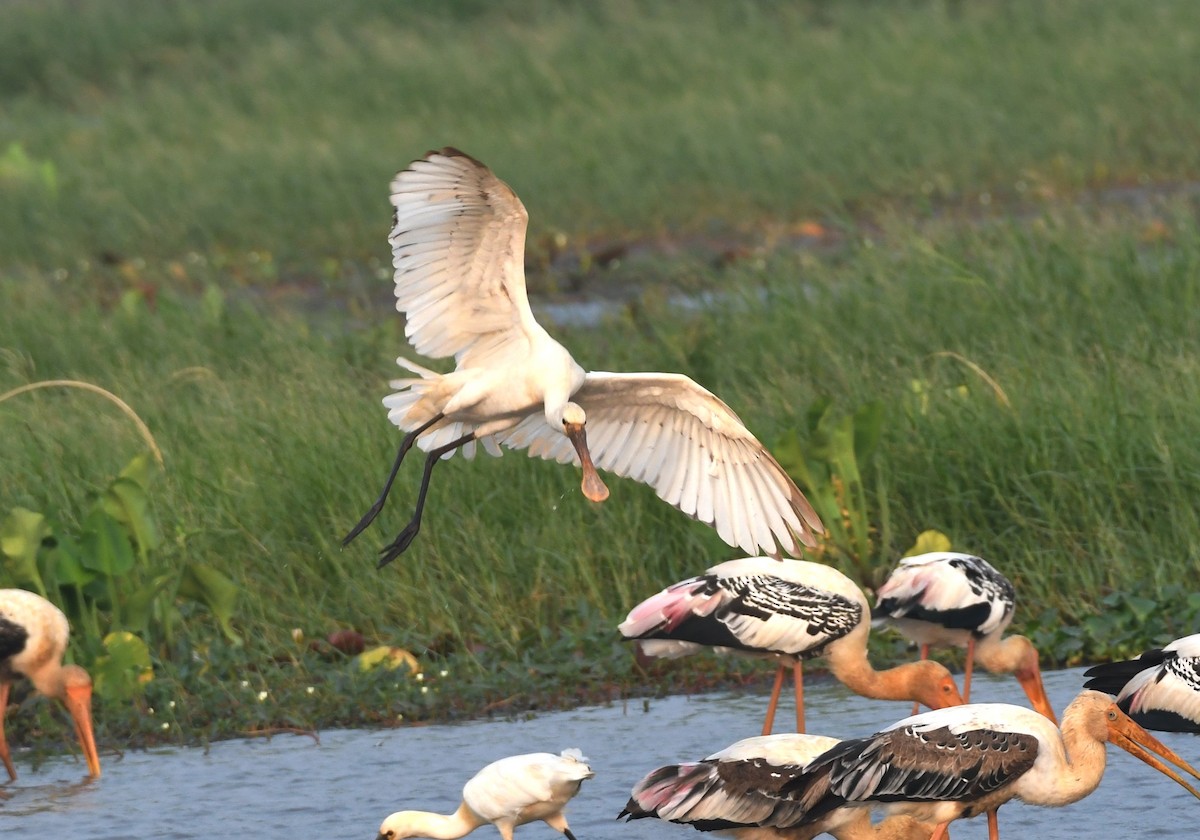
[376,431,475,567]
[342,413,444,547]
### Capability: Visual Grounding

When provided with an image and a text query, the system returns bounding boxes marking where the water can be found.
[3,666,1197,839]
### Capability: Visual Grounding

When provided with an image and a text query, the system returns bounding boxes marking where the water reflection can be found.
[3,666,1197,839]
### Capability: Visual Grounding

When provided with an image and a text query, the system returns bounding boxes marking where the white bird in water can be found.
[872,551,1055,722]
[0,588,101,779]
[619,557,963,734]
[1084,633,1200,732]
[375,749,593,840]
[343,148,824,566]
[751,691,1200,840]
[620,733,940,840]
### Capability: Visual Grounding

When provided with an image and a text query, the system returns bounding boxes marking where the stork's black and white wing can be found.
[618,557,863,659]
[1084,634,1200,732]
[620,734,839,830]
[873,552,1014,637]
[776,705,1041,829]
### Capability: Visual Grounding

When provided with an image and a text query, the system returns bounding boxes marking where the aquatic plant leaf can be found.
[357,645,422,674]
[0,506,49,595]
[100,474,160,560]
[41,530,96,589]
[81,507,136,576]
[122,572,178,639]
[904,530,952,557]
[852,401,884,461]
[178,562,242,645]
[93,630,154,701]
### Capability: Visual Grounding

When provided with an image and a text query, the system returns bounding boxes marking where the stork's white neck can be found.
[1035,716,1107,806]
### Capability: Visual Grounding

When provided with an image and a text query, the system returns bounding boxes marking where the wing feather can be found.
[493,371,823,556]
[388,148,544,368]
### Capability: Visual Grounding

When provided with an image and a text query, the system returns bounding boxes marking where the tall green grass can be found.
[4,1,1200,741]
[4,208,1199,658]
[3,0,1200,269]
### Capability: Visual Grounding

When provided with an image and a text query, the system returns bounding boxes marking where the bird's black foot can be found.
[342,501,386,547]
[376,522,420,568]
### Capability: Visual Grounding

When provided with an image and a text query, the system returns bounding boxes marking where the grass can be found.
[2,0,1200,754]
[3,0,1200,271]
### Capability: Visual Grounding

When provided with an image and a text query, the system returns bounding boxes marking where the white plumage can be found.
[873,552,1054,721]
[620,557,963,734]
[1084,633,1200,732]
[344,148,824,566]
[376,750,594,840]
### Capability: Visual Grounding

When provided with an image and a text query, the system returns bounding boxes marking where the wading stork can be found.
[619,557,963,734]
[754,691,1200,840]
[872,552,1055,721]
[376,750,593,840]
[620,733,940,840]
[343,148,824,566]
[1084,633,1200,732]
[0,588,100,779]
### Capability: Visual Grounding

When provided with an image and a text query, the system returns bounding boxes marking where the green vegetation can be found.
[2,0,1200,757]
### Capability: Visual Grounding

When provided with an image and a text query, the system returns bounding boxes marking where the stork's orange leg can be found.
[929,821,950,840]
[762,664,787,735]
[0,682,14,781]
[912,643,930,716]
[964,637,976,702]
[793,661,805,733]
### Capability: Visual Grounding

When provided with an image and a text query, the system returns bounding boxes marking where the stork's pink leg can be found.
[793,661,805,733]
[0,682,14,781]
[964,637,976,702]
[929,822,950,840]
[912,643,930,716]
[987,808,999,840]
[761,664,787,735]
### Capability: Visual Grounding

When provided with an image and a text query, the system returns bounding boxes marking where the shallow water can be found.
[3,665,1197,839]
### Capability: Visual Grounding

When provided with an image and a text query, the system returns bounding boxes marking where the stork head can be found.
[559,402,609,503]
[1087,691,1200,800]
[909,660,966,710]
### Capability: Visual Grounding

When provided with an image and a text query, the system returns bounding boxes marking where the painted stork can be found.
[620,733,940,840]
[375,749,593,840]
[1083,633,1200,732]
[750,691,1200,840]
[872,552,1055,721]
[0,588,101,779]
[342,148,824,566]
[618,557,963,734]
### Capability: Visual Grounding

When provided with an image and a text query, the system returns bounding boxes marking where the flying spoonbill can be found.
[343,148,824,566]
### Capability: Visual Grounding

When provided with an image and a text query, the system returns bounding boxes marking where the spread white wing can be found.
[388,148,544,368]
[496,371,824,556]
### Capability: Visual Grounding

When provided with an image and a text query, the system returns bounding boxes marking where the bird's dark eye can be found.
[1107,709,1118,721]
